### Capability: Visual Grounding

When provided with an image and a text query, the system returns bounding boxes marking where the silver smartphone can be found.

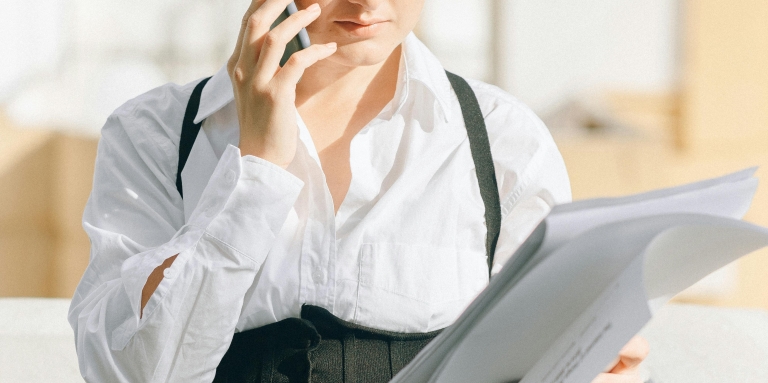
[271,2,312,67]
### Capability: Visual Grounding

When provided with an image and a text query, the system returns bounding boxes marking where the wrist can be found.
[239,137,294,169]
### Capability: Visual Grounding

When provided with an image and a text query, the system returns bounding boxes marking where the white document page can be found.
[551,167,756,215]
[643,220,768,308]
[539,169,758,260]
[521,255,649,383]
[430,216,675,383]
[522,216,768,383]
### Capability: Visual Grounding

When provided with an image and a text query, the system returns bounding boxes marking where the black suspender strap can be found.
[176,76,212,199]
[445,70,502,278]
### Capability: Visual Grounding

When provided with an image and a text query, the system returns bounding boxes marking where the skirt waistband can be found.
[213,305,442,383]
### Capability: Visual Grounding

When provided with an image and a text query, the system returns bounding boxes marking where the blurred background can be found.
[1,0,767,310]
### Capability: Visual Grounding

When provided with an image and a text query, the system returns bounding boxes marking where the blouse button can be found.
[312,269,324,283]
[163,267,177,279]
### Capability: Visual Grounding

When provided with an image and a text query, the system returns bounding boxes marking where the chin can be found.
[324,37,400,68]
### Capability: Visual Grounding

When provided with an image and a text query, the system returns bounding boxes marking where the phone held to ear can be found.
[272,2,311,67]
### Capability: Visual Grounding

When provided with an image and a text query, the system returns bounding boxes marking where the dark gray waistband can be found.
[213,305,443,383]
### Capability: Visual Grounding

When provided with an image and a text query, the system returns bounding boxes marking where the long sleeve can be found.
[491,157,570,275]
[67,104,304,382]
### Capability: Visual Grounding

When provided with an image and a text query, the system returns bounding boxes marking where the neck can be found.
[295,45,402,110]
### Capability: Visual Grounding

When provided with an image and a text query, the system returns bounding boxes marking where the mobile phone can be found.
[271,2,312,67]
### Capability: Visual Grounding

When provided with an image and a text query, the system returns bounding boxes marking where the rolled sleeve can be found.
[200,148,305,263]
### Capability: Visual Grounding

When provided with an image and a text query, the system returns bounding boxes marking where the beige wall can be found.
[682,0,768,152]
[680,0,768,309]
[0,116,96,298]
[0,125,55,296]
[49,135,98,297]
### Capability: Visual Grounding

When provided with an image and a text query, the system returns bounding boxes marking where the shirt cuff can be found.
[190,144,305,264]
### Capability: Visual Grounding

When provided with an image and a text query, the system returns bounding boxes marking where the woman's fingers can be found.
[599,335,649,383]
[274,42,338,87]
[228,0,265,77]
[234,0,295,81]
[602,355,621,373]
[230,0,335,91]
[254,3,322,84]
[610,335,650,374]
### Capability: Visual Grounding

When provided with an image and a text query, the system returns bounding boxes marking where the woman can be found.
[68,0,648,382]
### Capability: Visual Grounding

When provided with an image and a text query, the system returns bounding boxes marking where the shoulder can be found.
[463,78,551,153]
[98,79,201,180]
[462,77,572,210]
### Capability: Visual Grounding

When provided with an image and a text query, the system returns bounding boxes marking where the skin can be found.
[140,1,649,380]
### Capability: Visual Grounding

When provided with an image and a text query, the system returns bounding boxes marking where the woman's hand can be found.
[591,335,650,383]
[227,0,337,168]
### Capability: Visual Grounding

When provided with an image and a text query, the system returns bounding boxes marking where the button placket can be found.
[294,113,341,309]
[299,179,337,307]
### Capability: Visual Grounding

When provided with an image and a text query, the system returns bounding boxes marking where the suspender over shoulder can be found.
[176,71,501,277]
[445,71,502,276]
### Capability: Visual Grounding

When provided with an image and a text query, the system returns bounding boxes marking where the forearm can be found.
[141,254,178,319]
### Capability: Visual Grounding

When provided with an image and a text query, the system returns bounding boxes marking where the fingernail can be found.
[307,3,320,12]
[326,42,337,49]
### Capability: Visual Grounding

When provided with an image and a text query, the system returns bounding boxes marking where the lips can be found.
[334,18,389,37]
[335,17,389,26]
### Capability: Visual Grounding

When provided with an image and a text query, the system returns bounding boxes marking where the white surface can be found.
[641,304,768,383]
[0,298,82,383]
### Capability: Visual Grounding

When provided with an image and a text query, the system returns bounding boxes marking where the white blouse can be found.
[68,32,571,382]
